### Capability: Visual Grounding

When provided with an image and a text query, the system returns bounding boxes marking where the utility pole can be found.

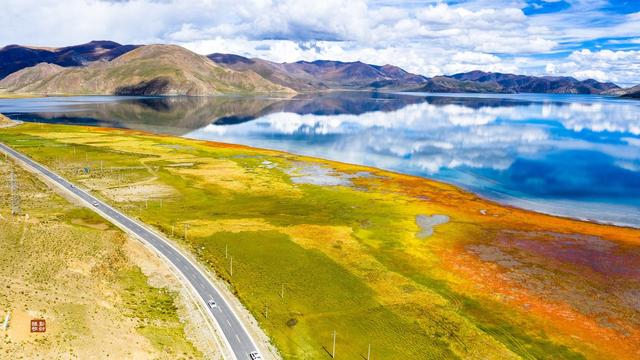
[229,255,233,276]
[281,283,284,299]
[2,311,10,330]
[183,223,189,240]
[367,344,371,360]
[225,244,228,258]
[9,167,20,216]
[171,225,174,237]
[264,303,268,319]
[332,330,336,359]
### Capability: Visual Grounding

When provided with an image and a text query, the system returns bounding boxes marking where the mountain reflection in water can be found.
[1,92,639,227]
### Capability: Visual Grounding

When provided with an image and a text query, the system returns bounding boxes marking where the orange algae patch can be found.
[439,245,640,360]
[326,160,640,359]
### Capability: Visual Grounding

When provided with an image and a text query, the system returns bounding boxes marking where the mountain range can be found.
[0,44,291,96]
[416,70,621,94]
[611,84,640,98]
[0,41,637,97]
[208,53,427,91]
[0,40,139,79]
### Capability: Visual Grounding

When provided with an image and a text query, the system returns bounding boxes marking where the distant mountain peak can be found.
[420,70,620,94]
[208,53,255,65]
[0,40,141,79]
[0,44,292,96]
[86,40,122,46]
[0,40,628,97]
[209,54,427,91]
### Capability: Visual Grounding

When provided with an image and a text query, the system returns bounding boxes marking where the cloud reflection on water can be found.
[187,94,640,226]
[2,92,639,226]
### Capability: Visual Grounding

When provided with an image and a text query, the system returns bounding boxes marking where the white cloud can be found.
[0,0,639,84]
[189,94,640,180]
[190,99,557,174]
[452,51,500,64]
[545,49,640,85]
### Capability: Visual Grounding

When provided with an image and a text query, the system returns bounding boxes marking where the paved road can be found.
[0,143,259,360]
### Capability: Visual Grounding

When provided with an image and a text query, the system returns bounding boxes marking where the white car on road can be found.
[207,299,217,308]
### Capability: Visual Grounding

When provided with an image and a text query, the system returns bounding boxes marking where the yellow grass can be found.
[1,123,639,359]
[0,153,205,359]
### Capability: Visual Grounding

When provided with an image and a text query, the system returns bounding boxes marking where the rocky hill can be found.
[0,40,139,79]
[0,40,629,96]
[413,75,503,93]
[412,70,620,94]
[209,53,428,91]
[0,45,293,96]
[614,84,640,98]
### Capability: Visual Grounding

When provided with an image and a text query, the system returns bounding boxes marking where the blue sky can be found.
[1,0,639,85]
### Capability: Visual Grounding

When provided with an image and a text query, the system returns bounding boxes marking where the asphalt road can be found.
[0,143,260,360]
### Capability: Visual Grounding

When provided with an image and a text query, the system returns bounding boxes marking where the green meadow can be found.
[1,123,636,359]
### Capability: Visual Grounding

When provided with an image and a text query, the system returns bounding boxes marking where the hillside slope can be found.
[0,40,138,79]
[0,45,293,96]
[414,75,503,93]
[412,70,620,94]
[209,53,427,91]
[0,152,210,359]
[0,40,627,96]
[617,84,640,98]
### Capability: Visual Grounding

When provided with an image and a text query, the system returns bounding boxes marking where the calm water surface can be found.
[1,92,639,227]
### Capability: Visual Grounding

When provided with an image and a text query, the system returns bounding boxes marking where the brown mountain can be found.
[414,70,620,94]
[414,75,504,93]
[0,40,629,97]
[208,53,428,91]
[611,84,640,98]
[0,40,139,79]
[0,45,293,96]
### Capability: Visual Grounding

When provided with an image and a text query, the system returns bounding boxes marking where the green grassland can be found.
[0,145,203,359]
[1,123,638,359]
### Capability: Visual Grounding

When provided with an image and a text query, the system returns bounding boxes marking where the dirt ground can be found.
[0,156,220,359]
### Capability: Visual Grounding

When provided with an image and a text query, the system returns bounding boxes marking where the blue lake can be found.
[1,92,639,227]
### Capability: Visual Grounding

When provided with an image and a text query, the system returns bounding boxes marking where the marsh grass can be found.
[1,123,637,359]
